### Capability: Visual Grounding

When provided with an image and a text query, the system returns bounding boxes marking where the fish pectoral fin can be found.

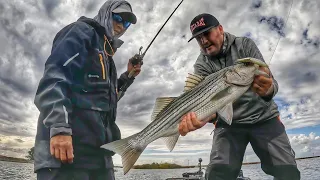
[161,133,180,152]
[217,102,233,125]
[183,73,204,92]
[151,97,176,121]
[210,86,233,123]
[100,133,146,175]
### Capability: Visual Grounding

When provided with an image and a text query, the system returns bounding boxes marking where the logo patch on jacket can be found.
[88,74,100,78]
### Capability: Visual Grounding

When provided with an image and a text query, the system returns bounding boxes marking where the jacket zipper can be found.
[98,54,106,80]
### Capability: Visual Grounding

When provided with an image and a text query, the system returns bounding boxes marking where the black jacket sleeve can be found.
[34,22,94,138]
[117,71,135,101]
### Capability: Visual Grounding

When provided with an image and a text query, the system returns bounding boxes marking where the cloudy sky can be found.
[0,0,319,169]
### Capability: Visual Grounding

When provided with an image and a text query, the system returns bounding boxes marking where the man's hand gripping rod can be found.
[118,0,184,100]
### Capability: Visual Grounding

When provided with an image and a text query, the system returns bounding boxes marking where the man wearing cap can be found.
[178,13,300,180]
[33,0,141,179]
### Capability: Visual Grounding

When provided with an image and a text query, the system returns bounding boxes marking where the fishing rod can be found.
[118,0,185,100]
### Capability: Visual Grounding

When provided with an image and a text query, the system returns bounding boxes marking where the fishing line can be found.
[268,0,294,65]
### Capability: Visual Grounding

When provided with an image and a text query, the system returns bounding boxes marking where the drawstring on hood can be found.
[93,0,134,48]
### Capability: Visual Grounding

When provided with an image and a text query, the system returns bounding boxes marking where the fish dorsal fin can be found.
[183,73,204,92]
[151,97,176,121]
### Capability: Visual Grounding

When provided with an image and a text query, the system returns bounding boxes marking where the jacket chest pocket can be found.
[84,51,110,87]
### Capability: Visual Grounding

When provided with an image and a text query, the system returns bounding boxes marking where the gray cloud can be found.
[0,1,59,138]
[0,124,34,137]
[302,29,320,48]
[81,0,100,14]
[0,3,4,13]
[10,4,26,21]
[251,0,262,9]
[259,16,286,37]
[23,22,36,37]
[15,139,24,143]
[0,3,45,95]
[280,56,319,88]
[42,0,62,18]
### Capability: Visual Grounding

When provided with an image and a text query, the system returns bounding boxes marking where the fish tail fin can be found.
[100,133,147,175]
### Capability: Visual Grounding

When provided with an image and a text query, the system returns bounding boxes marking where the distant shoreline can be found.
[132,156,320,169]
[241,155,320,165]
[0,155,32,164]
[1,155,319,167]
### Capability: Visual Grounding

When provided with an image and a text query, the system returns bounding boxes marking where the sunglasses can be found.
[195,28,215,41]
[112,14,131,29]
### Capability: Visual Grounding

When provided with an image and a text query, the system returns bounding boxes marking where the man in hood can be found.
[178,13,300,180]
[33,0,142,179]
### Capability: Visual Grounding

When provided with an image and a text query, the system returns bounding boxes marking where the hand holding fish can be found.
[252,67,274,97]
[179,112,217,136]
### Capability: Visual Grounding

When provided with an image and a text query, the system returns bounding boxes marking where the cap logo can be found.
[190,17,206,32]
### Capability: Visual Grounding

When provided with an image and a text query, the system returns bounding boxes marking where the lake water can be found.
[0,158,319,180]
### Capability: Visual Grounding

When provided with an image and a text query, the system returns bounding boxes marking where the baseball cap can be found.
[112,4,137,24]
[188,13,220,42]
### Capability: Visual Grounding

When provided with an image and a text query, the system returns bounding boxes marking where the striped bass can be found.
[101,57,269,174]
